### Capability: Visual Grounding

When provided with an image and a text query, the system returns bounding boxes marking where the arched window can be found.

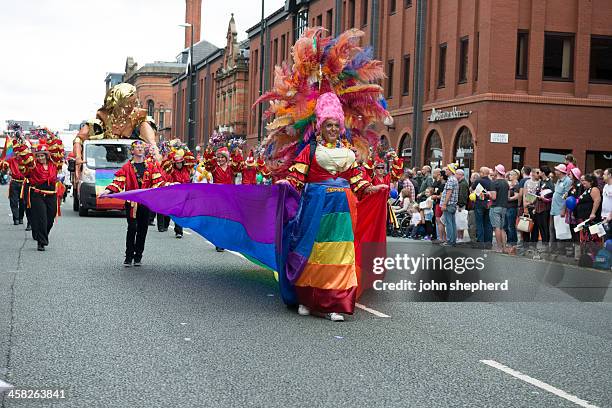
[424,130,443,169]
[398,133,412,167]
[453,126,474,175]
[147,100,155,118]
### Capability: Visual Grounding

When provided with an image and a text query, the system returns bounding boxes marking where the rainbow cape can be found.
[109,183,387,304]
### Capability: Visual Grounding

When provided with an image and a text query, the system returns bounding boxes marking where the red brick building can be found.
[244,0,612,174]
[124,57,186,140]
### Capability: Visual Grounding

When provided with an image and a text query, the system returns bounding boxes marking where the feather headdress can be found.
[254,27,390,177]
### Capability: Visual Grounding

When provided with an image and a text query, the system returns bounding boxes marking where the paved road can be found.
[0,184,610,407]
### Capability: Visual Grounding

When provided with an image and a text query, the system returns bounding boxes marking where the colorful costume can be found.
[159,148,196,236]
[15,136,65,251]
[108,28,390,314]
[241,152,258,185]
[206,147,235,185]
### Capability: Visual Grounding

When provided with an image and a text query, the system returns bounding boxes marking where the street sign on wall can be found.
[490,133,509,143]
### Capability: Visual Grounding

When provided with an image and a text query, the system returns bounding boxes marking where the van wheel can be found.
[78,203,88,217]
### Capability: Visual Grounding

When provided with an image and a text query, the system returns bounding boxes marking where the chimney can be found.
[185,0,202,48]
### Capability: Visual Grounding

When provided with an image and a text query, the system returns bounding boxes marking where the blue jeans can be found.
[474,206,492,243]
[443,208,457,245]
[504,207,518,244]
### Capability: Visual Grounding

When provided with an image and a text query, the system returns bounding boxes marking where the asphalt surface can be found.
[0,184,610,408]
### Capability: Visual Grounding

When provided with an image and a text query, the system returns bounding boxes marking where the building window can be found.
[425,130,443,169]
[516,31,529,79]
[454,127,474,174]
[389,0,396,14]
[281,35,286,61]
[474,32,479,81]
[590,36,612,83]
[348,0,355,28]
[512,147,525,172]
[159,110,165,130]
[387,60,394,98]
[273,38,278,67]
[316,14,322,27]
[399,133,412,167]
[543,32,574,81]
[326,9,333,34]
[147,100,154,118]
[438,43,447,88]
[405,0,412,7]
[295,9,308,40]
[361,0,368,27]
[458,36,469,83]
[402,54,410,95]
[539,148,572,170]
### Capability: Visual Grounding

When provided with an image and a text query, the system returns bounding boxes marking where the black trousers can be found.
[157,214,182,234]
[126,203,150,259]
[30,191,56,246]
[534,210,550,244]
[9,181,27,223]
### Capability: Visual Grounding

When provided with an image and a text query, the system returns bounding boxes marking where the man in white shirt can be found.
[602,168,612,222]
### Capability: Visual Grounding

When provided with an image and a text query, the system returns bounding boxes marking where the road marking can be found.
[200,239,390,318]
[355,303,390,318]
[0,378,14,391]
[480,360,600,408]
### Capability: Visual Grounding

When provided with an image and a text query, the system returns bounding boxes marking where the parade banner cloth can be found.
[108,183,387,305]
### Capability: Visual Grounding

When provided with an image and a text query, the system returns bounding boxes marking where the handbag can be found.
[516,215,534,233]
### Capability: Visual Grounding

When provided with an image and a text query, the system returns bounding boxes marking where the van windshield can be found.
[85,144,130,169]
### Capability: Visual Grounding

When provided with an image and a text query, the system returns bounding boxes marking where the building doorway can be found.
[453,127,474,175]
[424,130,443,169]
[586,150,612,173]
[512,147,526,172]
[398,133,412,168]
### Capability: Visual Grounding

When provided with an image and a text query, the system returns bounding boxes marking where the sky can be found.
[0,0,285,132]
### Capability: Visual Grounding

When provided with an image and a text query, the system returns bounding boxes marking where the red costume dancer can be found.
[371,155,403,187]
[206,147,234,185]
[2,139,30,228]
[205,146,234,251]
[102,141,167,266]
[15,136,65,251]
[241,151,258,185]
[159,148,196,237]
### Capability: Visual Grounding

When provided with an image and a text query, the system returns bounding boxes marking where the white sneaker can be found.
[297,304,310,316]
[326,312,345,322]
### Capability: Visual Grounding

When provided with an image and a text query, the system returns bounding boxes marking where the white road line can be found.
[201,238,390,318]
[480,360,600,408]
[0,378,15,391]
[355,303,390,318]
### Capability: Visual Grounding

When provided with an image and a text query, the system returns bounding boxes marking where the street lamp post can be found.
[180,23,196,150]
[257,0,265,143]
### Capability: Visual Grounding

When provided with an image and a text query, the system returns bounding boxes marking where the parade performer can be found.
[160,147,196,238]
[1,131,30,229]
[257,154,271,183]
[241,151,258,185]
[100,141,167,266]
[205,146,235,251]
[73,83,161,171]
[371,153,403,187]
[277,92,387,321]
[14,136,65,251]
[107,27,390,319]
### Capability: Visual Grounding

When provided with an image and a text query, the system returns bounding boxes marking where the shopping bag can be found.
[456,208,468,230]
[516,215,534,233]
[554,215,572,240]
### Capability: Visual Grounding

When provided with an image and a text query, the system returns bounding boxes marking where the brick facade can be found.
[173,0,612,172]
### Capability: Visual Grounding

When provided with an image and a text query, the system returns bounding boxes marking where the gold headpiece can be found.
[103,83,137,111]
